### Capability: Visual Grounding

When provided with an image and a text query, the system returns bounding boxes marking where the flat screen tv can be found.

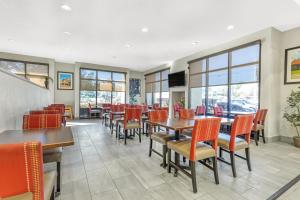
[168,71,185,87]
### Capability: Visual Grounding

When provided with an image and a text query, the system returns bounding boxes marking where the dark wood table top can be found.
[147,116,234,131]
[0,127,74,150]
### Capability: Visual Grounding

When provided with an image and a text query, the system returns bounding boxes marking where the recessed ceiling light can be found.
[192,41,200,45]
[8,38,14,42]
[141,27,149,33]
[293,0,300,6]
[112,56,117,59]
[61,4,71,11]
[124,44,131,48]
[64,31,71,35]
[227,25,234,30]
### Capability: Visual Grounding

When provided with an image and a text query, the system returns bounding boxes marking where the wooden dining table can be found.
[147,116,234,173]
[0,127,74,149]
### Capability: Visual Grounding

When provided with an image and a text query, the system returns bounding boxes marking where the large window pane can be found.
[190,73,206,88]
[113,72,125,81]
[97,91,112,104]
[146,93,152,105]
[189,59,206,74]
[27,75,47,88]
[153,82,160,92]
[113,82,125,92]
[162,80,169,92]
[232,44,260,66]
[161,92,169,107]
[208,86,228,113]
[209,53,228,70]
[81,69,96,79]
[161,70,169,80]
[81,80,96,91]
[27,64,48,76]
[231,65,258,84]
[208,70,228,86]
[98,81,112,91]
[190,87,206,109]
[154,72,160,81]
[231,83,258,112]
[0,60,25,75]
[80,91,96,108]
[112,92,125,104]
[98,71,111,80]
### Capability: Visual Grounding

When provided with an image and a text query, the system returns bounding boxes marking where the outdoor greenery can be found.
[283,87,300,137]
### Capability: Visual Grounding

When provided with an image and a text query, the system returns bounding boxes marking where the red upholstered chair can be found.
[213,106,223,117]
[88,103,100,118]
[167,118,221,193]
[30,110,60,115]
[173,103,182,118]
[0,142,56,200]
[218,114,254,177]
[152,103,160,110]
[179,109,195,120]
[23,114,62,194]
[148,110,174,167]
[109,105,125,134]
[195,105,206,116]
[118,108,142,145]
[252,109,268,145]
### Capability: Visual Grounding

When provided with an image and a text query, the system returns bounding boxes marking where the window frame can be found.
[79,68,127,117]
[144,68,170,107]
[188,40,261,115]
[0,58,49,88]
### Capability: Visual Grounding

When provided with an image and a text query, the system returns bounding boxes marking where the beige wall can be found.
[145,27,300,142]
[0,52,55,131]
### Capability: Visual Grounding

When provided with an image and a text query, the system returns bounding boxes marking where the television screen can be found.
[168,71,185,87]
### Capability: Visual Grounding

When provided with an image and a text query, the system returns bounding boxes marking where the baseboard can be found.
[265,136,293,144]
[265,136,280,143]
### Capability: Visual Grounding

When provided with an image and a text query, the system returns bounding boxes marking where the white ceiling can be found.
[0,0,300,71]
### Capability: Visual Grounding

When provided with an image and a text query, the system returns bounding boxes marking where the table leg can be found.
[174,129,179,176]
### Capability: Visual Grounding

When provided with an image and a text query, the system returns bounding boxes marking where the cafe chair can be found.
[173,103,182,118]
[195,105,206,115]
[0,142,56,200]
[252,109,268,145]
[88,103,100,118]
[23,114,62,195]
[218,114,254,178]
[110,104,125,135]
[213,106,223,117]
[167,118,221,193]
[148,110,175,168]
[152,103,160,110]
[179,109,195,137]
[118,108,142,145]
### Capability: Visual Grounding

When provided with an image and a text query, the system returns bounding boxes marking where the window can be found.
[145,69,170,106]
[189,41,260,114]
[80,68,126,118]
[0,59,49,88]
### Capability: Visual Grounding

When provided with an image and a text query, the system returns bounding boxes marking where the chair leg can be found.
[255,131,259,146]
[50,187,55,200]
[212,157,219,184]
[116,122,118,138]
[139,128,141,143]
[190,161,197,193]
[57,161,61,193]
[262,129,266,143]
[230,151,237,178]
[245,148,252,171]
[149,139,153,157]
[125,129,127,145]
[162,145,167,168]
[167,148,171,173]
[183,156,186,163]
[219,147,223,158]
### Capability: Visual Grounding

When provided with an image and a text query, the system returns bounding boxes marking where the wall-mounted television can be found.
[168,71,185,87]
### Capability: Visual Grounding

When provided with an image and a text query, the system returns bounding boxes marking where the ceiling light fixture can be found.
[293,0,300,6]
[64,31,71,35]
[124,44,131,48]
[141,27,149,33]
[8,38,14,42]
[61,4,72,11]
[192,41,200,45]
[227,25,234,30]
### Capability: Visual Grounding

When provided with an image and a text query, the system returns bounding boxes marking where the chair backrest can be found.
[253,109,268,130]
[153,103,160,110]
[148,110,168,122]
[101,103,111,108]
[23,114,62,130]
[190,118,221,161]
[173,103,182,111]
[179,109,195,120]
[0,142,44,200]
[44,106,64,114]
[123,108,142,129]
[213,106,223,117]
[229,114,254,151]
[137,105,148,113]
[158,107,169,112]
[30,110,60,115]
[195,105,206,115]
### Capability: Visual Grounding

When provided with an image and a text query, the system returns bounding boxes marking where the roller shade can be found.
[190,73,206,88]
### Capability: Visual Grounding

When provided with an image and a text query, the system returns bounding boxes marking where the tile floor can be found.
[47,119,300,200]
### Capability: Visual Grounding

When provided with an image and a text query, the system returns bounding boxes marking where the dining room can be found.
[1,1,300,200]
